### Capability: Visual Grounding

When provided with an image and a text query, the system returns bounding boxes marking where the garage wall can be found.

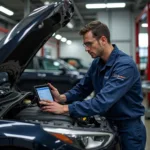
[97,10,135,59]
[60,9,136,64]
[0,31,6,40]
[0,22,8,40]
[0,9,136,64]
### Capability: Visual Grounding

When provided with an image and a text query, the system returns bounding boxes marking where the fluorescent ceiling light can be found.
[106,3,126,8]
[55,34,62,40]
[61,37,67,42]
[66,22,74,29]
[86,3,126,9]
[86,4,106,9]
[141,23,148,28]
[66,40,72,45]
[0,6,14,16]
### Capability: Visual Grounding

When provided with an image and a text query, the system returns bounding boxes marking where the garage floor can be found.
[143,96,150,150]
[145,119,150,150]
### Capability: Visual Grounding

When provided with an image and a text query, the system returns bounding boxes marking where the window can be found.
[39,59,61,70]
[26,60,34,69]
[139,33,148,70]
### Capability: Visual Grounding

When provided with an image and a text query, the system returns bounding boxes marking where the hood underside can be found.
[0,0,74,86]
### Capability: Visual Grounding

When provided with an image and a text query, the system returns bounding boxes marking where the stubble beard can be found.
[97,41,104,58]
[96,47,104,58]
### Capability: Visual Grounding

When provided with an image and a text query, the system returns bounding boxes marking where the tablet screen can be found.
[36,86,53,101]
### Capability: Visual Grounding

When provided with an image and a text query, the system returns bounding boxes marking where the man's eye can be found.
[85,42,92,46]
[83,42,93,48]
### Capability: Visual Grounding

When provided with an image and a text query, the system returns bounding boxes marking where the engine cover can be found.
[15,106,75,125]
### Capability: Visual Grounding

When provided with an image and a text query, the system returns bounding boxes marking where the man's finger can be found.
[42,105,53,109]
[40,100,53,103]
[43,100,54,103]
[42,108,53,112]
[39,101,51,105]
[48,83,57,90]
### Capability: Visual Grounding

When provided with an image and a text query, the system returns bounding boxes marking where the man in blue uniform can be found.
[40,20,146,149]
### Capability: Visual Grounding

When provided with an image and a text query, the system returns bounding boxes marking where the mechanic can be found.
[40,20,146,150]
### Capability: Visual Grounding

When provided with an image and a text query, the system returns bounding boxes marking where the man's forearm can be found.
[63,105,69,113]
[60,95,69,114]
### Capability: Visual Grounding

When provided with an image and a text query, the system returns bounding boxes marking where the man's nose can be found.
[85,46,90,52]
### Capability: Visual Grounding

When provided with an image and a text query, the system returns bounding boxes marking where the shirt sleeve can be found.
[68,63,138,117]
[64,61,96,103]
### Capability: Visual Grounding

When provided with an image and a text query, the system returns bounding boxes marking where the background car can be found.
[60,57,90,75]
[16,56,83,94]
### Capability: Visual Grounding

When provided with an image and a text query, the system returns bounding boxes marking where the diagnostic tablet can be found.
[34,84,54,102]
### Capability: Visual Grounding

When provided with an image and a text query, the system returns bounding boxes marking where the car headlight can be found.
[43,127,114,149]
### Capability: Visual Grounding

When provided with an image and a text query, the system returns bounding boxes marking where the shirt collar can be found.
[97,44,119,72]
[106,44,119,67]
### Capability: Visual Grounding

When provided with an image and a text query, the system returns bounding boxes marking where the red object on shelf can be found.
[135,22,140,64]
[0,27,8,33]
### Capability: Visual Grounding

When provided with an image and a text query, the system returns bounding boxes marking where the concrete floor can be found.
[145,118,150,150]
[142,95,150,150]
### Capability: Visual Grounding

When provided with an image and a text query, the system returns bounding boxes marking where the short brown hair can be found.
[79,20,111,43]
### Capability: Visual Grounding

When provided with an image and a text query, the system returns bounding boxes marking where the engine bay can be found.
[0,89,120,150]
[0,89,117,134]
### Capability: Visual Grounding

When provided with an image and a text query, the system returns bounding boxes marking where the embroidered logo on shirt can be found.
[112,73,126,80]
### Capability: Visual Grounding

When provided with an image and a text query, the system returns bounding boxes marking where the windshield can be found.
[80,59,90,69]
[40,58,77,71]
[63,58,90,69]
[58,59,77,71]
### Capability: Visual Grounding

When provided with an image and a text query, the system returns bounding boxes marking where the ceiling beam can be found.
[71,0,85,25]
[24,0,31,17]
[40,0,85,25]
[0,14,17,25]
[134,0,144,10]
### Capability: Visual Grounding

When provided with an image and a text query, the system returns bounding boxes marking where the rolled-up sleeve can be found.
[68,63,137,117]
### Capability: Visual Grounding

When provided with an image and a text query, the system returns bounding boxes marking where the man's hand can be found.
[48,83,66,103]
[39,100,69,114]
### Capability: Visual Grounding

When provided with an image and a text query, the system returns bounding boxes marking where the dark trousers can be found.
[113,118,146,150]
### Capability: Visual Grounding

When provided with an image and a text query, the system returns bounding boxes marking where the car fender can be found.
[0,120,66,149]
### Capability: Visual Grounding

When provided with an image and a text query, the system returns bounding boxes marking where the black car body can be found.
[0,0,120,150]
[17,56,83,93]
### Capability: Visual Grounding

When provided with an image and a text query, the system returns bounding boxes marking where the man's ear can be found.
[100,36,107,45]
[101,36,107,42]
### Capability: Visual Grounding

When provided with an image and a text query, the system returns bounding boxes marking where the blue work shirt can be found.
[65,45,145,120]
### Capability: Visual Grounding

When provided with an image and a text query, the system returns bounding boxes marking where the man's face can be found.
[83,31,104,58]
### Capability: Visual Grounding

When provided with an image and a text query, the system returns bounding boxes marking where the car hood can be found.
[0,0,74,86]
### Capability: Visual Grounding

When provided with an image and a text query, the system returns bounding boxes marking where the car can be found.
[0,0,120,150]
[60,57,90,75]
[16,56,83,94]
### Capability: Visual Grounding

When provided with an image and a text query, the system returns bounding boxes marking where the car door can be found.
[36,57,77,93]
[17,57,79,93]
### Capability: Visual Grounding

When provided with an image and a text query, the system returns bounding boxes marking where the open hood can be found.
[0,0,74,86]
